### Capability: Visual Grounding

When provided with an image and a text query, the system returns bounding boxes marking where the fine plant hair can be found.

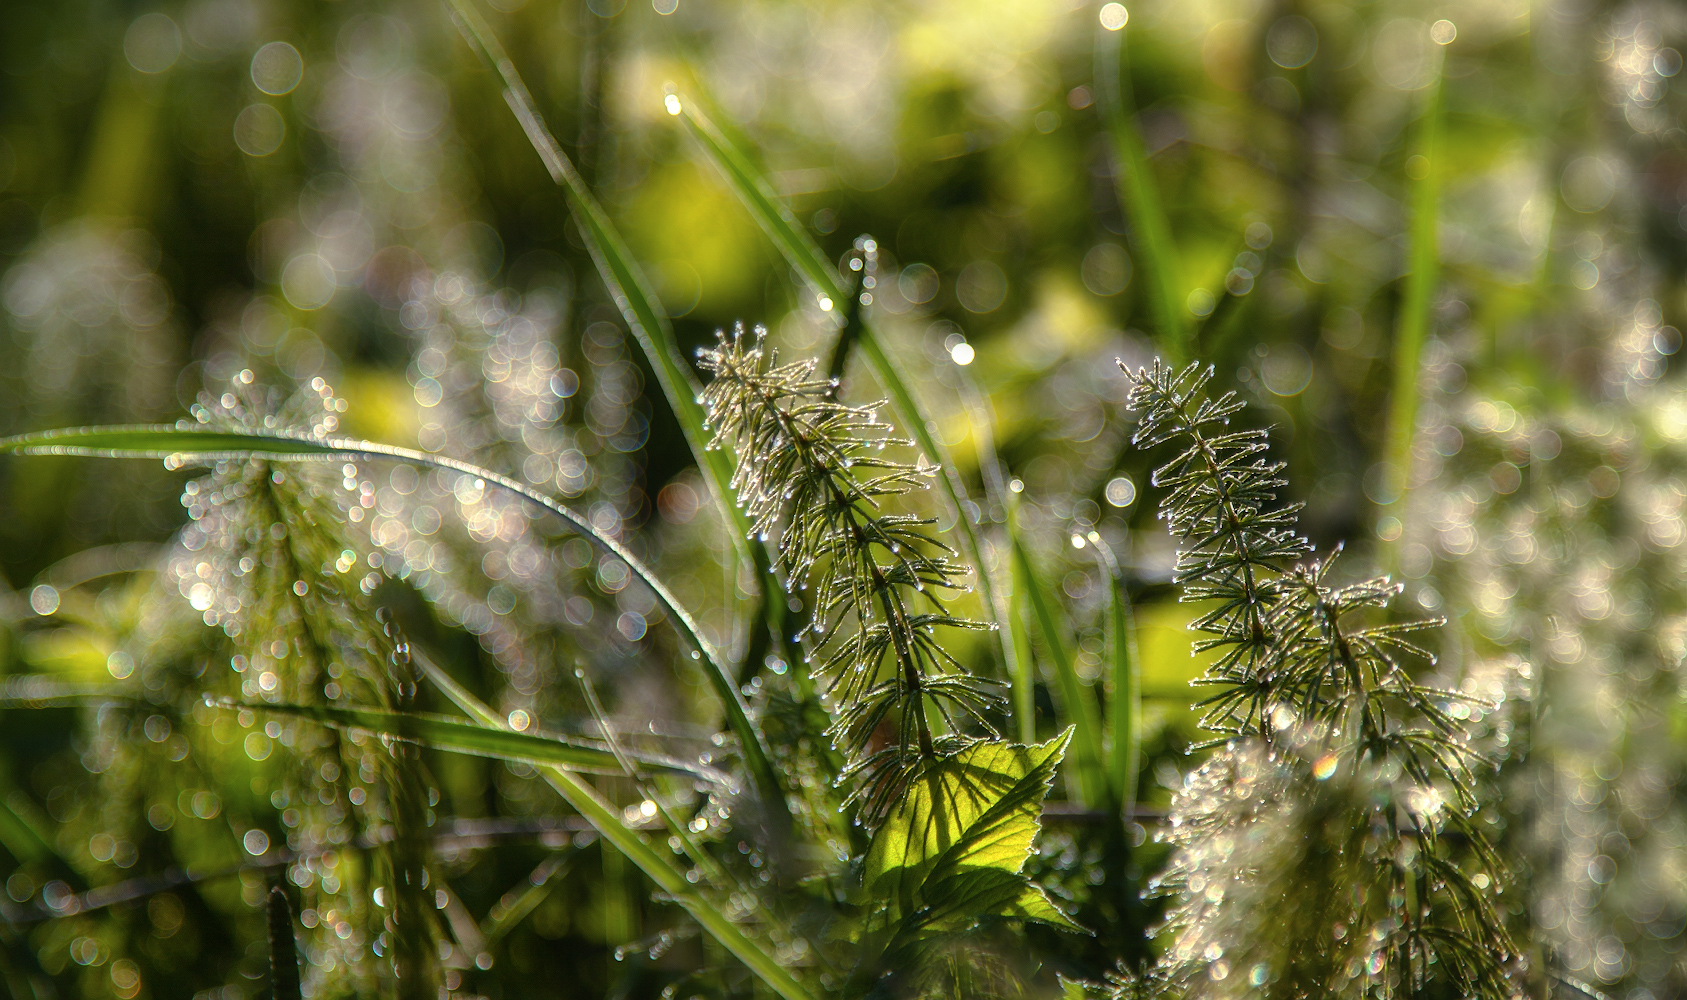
[698,323,1001,823]
[1115,360,1514,1000]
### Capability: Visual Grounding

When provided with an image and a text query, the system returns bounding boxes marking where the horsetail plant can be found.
[1113,360,1515,1000]
[697,324,1002,824]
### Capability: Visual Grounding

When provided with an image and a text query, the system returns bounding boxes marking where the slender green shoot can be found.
[1008,507,1108,809]
[1382,42,1447,513]
[0,424,788,821]
[479,854,571,947]
[415,651,816,1000]
[950,365,1035,742]
[1084,531,1140,816]
[1096,15,1187,362]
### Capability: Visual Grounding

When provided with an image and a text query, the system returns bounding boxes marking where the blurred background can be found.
[0,0,1684,995]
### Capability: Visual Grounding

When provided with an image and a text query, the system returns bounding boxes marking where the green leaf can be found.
[413,651,816,1000]
[235,701,729,785]
[0,424,786,816]
[913,868,1084,936]
[863,729,1075,929]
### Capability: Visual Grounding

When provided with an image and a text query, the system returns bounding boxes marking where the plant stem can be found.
[1096,18,1187,363]
[951,369,1036,744]
[1088,534,1140,817]
[1008,503,1108,808]
[1382,53,1446,518]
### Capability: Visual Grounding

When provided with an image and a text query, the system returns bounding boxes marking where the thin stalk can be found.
[574,667,735,891]
[0,425,789,824]
[266,887,302,1000]
[415,653,816,1000]
[951,366,1035,743]
[1008,499,1108,809]
[1096,17,1187,362]
[1382,48,1447,516]
[1086,533,1140,816]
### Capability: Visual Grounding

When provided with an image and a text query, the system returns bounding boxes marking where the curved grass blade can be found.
[230,700,730,786]
[0,424,786,818]
[670,96,1025,703]
[414,651,816,1000]
[1008,511,1108,809]
[439,0,732,541]
[1095,19,1187,362]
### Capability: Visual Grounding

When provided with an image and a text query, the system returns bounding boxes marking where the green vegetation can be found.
[0,0,1681,997]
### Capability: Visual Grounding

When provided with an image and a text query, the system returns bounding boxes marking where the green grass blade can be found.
[479,854,571,947]
[414,651,816,1000]
[1086,534,1140,815]
[671,95,1023,703]
[0,424,788,818]
[1383,56,1446,517]
[951,367,1035,743]
[674,101,838,303]
[1007,509,1108,809]
[0,794,62,871]
[233,701,728,784]
[1095,19,1187,362]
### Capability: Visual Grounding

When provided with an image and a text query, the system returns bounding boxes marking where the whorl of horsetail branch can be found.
[699,324,1001,824]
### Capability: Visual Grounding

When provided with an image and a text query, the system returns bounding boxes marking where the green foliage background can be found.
[0,0,1680,995]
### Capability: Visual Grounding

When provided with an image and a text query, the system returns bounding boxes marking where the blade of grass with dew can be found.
[671,97,1026,706]
[1085,533,1140,814]
[479,854,571,947]
[1008,504,1108,809]
[1095,13,1187,363]
[1382,50,1446,527]
[414,651,816,1000]
[0,425,787,819]
[437,0,790,691]
[267,886,303,1000]
[574,666,728,887]
[230,701,729,784]
[951,365,1036,743]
